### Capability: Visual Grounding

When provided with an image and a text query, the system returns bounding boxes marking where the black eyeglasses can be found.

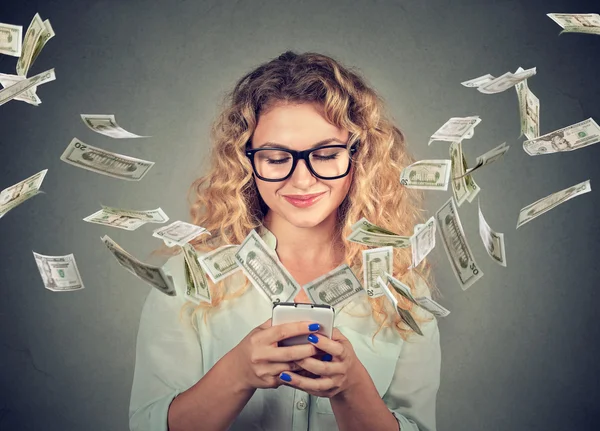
[245,142,359,182]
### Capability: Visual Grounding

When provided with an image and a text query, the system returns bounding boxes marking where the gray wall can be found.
[1,0,599,430]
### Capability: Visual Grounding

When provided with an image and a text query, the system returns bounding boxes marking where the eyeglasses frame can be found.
[245,141,360,182]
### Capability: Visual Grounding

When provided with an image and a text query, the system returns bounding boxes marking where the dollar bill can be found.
[83,206,169,231]
[461,73,495,88]
[456,142,509,178]
[410,216,436,268]
[182,243,211,304]
[60,137,155,181]
[0,68,55,107]
[0,22,22,57]
[198,244,241,283]
[400,160,451,190]
[450,141,469,206]
[477,67,537,94]
[514,68,540,140]
[33,251,85,292]
[414,296,451,318]
[16,13,45,76]
[523,118,600,156]
[462,154,481,203]
[0,169,47,219]
[516,180,591,229]
[435,197,484,290]
[347,228,411,248]
[101,235,176,296]
[362,246,393,298]
[428,116,481,145]
[375,276,423,336]
[235,229,301,304]
[304,264,365,309]
[478,200,506,266]
[0,73,41,105]
[380,272,417,304]
[350,217,399,236]
[29,19,54,68]
[547,13,600,35]
[81,114,150,139]
[152,221,209,246]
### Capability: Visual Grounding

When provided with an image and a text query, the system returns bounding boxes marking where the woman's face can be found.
[250,102,353,229]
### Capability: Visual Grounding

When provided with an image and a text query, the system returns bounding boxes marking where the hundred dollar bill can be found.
[435,197,484,290]
[182,243,211,304]
[29,18,54,68]
[16,13,45,76]
[60,138,154,180]
[516,179,591,229]
[304,264,365,310]
[0,169,47,219]
[152,221,209,246]
[81,114,150,139]
[410,216,436,269]
[235,229,301,304]
[523,118,600,156]
[32,251,85,292]
[83,206,169,231]
[198,244,241,283]
[400,160,451,190]
[478,67,537,94]
[347,228,411,248]
[547,13,600,35]
[0,68,55,107]
[376,276,423,336]
[0,73,41,105]
[462,154,481,203]
[461,73,495,88]
[363,246,393,298]
[478,200,506,266]
[101,235,176,296]
[0,22,22,57]
[429,116,481,145]
[414,296,451,318]
[450,142,469,206]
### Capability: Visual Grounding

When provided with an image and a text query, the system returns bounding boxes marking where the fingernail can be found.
[321,354,333,362]
[308,323,320,331]
[307,334,319,343]
[280,372,292,382]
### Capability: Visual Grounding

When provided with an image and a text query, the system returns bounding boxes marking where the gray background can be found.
[1,0,599,430]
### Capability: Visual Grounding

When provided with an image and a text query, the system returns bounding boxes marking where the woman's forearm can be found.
[167,351,256,431]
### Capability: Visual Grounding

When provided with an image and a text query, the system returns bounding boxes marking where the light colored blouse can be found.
[129,226,441,431]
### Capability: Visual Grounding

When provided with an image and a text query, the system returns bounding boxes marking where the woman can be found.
[129,51,441,431]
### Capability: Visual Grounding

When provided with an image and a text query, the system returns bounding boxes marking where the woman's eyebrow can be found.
[257,137,346,149]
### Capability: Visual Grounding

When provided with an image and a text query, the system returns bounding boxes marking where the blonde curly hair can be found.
[168,51,439,342]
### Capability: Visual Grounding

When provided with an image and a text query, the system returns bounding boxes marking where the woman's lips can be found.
[282,192,326,208]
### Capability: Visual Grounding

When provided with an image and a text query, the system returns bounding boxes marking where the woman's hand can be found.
[280,328,370,398]
[228,318,322,391]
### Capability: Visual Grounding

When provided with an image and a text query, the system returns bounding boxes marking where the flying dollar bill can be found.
[400,159,451,190]
[101,235,176,296]
[450,141,469,206]
[152,221,209,246]
[514,67,539,140]
[478,200,506,267]
[516,180,591,229]
[0,169,47,219]
[455,142,509,178]
[60,138,154,180]
[81,114,150,139]
[0,22,22,57]
[235,229,301,304]
[477,67,537,94]
[547,13,600,35]
[414,296,451,318]
[181,243,211,304]
[428,116,481,145]
[375,276,423,336]
[347,217,410,248]
[362,246,393,298]
[33,251,85,292]
[83,206,169,231]
[0,73,41,105]
[198,244,241,283]
[462,153,481,203]
[29,18,54,68]
[0,68,55,107]
[523,118,600,156]
[435,197,484,290]
[16,13,54,76]
[410,216,436,269]
[350,217,399,236]
[461,73,495,88]
[304,264,365,310]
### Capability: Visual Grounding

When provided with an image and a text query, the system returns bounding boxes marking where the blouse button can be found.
[296,399,307,410]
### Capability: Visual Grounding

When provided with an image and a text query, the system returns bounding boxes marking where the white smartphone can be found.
[271,302,335,347]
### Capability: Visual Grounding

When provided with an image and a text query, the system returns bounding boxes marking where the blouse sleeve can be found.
[382,278,442,431]
[128,257,205,431]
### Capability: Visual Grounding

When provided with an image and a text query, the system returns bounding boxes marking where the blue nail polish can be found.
[280,372,292,382]
[322,354,333,362]
[308,334,319,343]
[308,323,320,331]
